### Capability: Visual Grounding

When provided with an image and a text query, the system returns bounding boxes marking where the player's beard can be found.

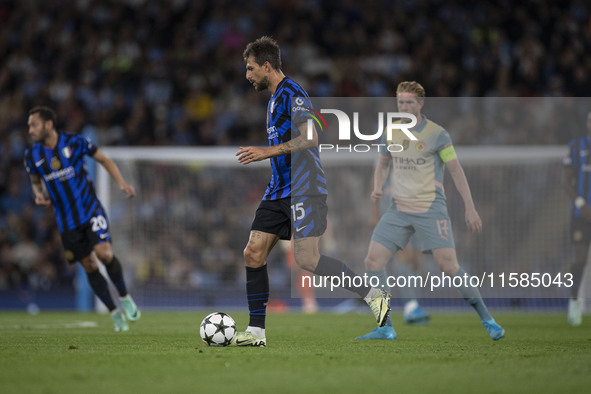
[255,76,270,91]
[34,125,50,144]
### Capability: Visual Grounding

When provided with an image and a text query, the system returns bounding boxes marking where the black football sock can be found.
[86,269,116,311]
[314,255,371,298]
[246,265,269,329]
[105,256,128,297]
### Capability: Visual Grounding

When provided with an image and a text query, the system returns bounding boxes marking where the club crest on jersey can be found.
[416,141,426,152]
[62,146,72,158]
[50,157,61,170]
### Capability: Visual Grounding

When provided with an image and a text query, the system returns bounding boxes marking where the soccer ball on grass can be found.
[200,312,236,347]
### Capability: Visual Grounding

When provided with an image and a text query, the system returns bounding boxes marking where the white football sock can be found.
[363,287,382,303]
[246,326,265,338]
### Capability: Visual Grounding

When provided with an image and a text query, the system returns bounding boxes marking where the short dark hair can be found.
[29,106,57,127]
[243,36,282,70]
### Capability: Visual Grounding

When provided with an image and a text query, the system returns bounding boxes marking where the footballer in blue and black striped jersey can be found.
[233,37,389,346]
[565,131,591,222]
[24,131,103,234]
[263,77,327,202]
[563,111,591,319]
[24,106,141,331]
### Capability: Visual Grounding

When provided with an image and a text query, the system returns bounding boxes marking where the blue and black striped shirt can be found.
[264,77,327,200]
[24,133,102,233]
[565,135,591,217]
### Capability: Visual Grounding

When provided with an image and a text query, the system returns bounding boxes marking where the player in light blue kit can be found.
[356,81,504,341]
[371,169,430,325]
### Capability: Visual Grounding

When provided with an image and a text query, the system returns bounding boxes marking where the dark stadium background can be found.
[1,0,590,310]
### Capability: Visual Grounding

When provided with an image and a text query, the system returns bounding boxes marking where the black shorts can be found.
[251,196,328,240]
[570,216,591,244]
[61,210,111,263]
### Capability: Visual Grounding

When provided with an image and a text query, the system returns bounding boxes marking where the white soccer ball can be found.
[200,312,236,347]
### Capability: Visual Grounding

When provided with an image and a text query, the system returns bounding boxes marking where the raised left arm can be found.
[92,149,135,198]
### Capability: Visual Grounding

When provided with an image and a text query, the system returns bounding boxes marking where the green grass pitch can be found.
[1,311,590,393]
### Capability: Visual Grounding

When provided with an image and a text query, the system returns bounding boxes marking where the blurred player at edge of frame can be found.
[562,111,591,326]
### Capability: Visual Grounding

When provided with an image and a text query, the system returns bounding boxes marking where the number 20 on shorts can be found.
[90,215,108,232]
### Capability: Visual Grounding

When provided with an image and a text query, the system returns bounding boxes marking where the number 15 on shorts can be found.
[291,202,305,221]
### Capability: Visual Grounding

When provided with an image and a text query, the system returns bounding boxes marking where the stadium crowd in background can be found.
[1,0,591,293]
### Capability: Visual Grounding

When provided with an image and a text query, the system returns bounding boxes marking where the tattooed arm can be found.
[236,122,318,165]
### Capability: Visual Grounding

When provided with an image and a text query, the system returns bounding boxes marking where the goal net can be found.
[96,145,588,310]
